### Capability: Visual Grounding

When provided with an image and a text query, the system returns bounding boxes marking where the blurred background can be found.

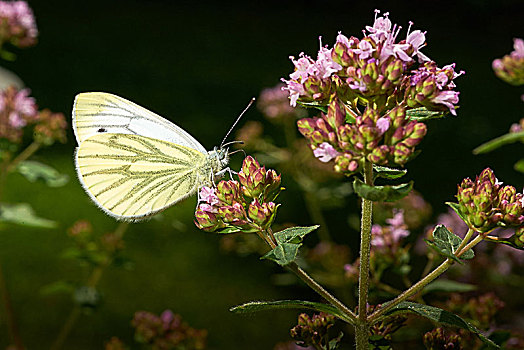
[0,0,523,348]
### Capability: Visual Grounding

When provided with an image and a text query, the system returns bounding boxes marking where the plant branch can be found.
[0,262,24,350]
[356,159,374,350]
[369,229,482,323]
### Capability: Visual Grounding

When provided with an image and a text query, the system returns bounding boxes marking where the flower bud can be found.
[216,180,241,205]
[195,206,223,232]
[248,199,277,229]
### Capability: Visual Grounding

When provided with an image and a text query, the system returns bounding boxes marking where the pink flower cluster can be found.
[0,1,38,48]
[371,209,410,250]
[282,9,463,116]
[0,86,37,142]
[492,38,524,86]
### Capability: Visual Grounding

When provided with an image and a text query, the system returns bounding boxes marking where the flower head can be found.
[0,86,38,143]
[492,38,524,86]
[0,1,38,49]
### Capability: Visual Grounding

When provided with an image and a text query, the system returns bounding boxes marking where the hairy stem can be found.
[50,222,128,350]
[287,263,357,324]
[355,160,374,350]
[369,230,482,323]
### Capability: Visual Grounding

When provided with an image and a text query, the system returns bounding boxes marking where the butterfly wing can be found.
[75,132,209,220]
[72,92,207,154]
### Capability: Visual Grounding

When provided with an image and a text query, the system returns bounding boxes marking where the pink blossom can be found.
[199,186,219,205]
[511,38,524,59]
[336,32,352,48]
[316,44,342,78]
[371,224,385,247]
[281,79,305,107]
[313,142,340,162]
[353,40,376,60]
[432,90,460,116]
[376,116,391,134]
[13,88,36,116]
[8,111,25,128]
[289,53,315,81]
[387,210,409,241]
[366,9,392,43]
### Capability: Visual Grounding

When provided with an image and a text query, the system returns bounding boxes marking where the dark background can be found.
[0,0,523,348]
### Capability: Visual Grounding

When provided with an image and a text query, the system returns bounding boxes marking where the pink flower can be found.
[8,111,25,128]
[336,32,352,48]
[432,90,460,116]
[511,38,524,59]
[353,40,376,60]
[376,116,391,134]
[199,186,219,205]
[312,142,340,162]
[386,209,409,241]
[316,43,342,78]
[366,9,392,43]
[289,53,315,81]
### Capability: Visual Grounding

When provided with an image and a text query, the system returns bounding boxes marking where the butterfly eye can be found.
[97,128,107,133]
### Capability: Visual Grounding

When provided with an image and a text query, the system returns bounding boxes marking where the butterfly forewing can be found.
[75,133,208,220]
[73,92,207,153]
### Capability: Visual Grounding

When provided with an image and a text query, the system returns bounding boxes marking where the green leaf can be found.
[328,332,344,349]
[385,301,499,348]
[514,159,524,173]
[229,300,352,323]
[372,165,407,180]
[406,107,448,121]
[423,279,477,294]
[445,202,467,224]
[296,101,328,113]
[353,178,413,202]
[40,281,75,296]
[483,235,524,251]
[261,225,319,266]
[16,160,69,187]
[480,330,512,349]
[0,202,57,228]
[473,131,524,154]
[425,225,474,263]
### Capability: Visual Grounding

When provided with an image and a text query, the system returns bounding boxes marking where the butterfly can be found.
[72,92,239,221]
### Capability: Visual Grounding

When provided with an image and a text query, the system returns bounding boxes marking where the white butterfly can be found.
[72,92,230,221]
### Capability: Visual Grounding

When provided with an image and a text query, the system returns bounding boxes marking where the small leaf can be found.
[353,178,413,202]
[406,107,448,121]
[385,301,498,348]
[514,159,524,173]
[0,202,57,228]
[261,225,319,266]
[473,131,524,155]
[297,101,328,113]
[229,300,352,323]
[373,165,407,180]
[423,279,477,294]
[16,160,69,187]
[425,225,474,263]
[328,332,344,349]
[446,202,467,224]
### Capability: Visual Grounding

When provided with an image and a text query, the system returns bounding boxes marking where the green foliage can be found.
[473,131,524,154]
[384,301,499,348]
[372,165,407,180]
[261,225,319,266]
[230,299,353,323]
[16,160,69,187]
[422,279,477,294]
[425,225,474,264]
[514,158,524,173]
[0,202,56,228]
[353,178,413,202]
[406,107,448,121]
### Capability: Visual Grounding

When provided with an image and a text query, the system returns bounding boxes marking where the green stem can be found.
[286,262,357,324]
[6,142,41,172]
[355,160,373,350]
[0,263,25,350]
[369,230,482,323]
[261,229,357,324]
[50,222,128,350]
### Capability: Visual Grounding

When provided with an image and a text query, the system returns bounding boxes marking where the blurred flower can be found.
[104,337,128,350]
[509,118,524,133]
[367,304,406,341]
[290,312,337,349]
[258,83,306,121]
[0,85,38,143]
[436,209,468,237]
[375,190,432,230]
[0,0,38,49]
[273,341,314,350]
[445,293,504,330]
[371,209,410,251]
[33,109,67,145]
[423,328,462,350]
[132,310,207,350]
[492,38,524,86]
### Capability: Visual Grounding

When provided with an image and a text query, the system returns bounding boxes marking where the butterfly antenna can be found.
[220,97,255,148]
[228,148,247,157]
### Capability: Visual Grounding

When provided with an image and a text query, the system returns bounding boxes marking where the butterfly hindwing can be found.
[75,133,208,220]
